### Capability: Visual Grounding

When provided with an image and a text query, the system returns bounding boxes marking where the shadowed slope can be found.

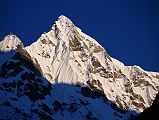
[0,50,138,120]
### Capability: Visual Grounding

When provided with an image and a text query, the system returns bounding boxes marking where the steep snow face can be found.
[26,15,159,113]
[0,34,23,51]
[26,15,114,88]
[1,15,159,120]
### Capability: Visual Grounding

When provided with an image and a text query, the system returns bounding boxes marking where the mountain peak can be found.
[0,34,24,51]
[1,16,159,120]
[52,15,75,31]
[58,15,69,20]
[57,15,72,23]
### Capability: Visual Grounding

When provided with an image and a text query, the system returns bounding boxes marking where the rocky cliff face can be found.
[134,91,159,120]
[0,15,159,120]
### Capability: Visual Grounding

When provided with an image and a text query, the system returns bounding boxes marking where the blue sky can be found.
[0,0,159,71]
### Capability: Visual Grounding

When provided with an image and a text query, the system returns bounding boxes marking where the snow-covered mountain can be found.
[0,15,159,120]
[0,33,23,52]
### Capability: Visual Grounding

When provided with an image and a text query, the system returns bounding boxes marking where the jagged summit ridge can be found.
[0,15,159,120]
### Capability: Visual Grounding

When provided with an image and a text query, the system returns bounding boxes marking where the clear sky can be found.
[0,0,159,71]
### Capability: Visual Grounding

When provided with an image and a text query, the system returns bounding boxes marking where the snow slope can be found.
[0,15,159,120]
